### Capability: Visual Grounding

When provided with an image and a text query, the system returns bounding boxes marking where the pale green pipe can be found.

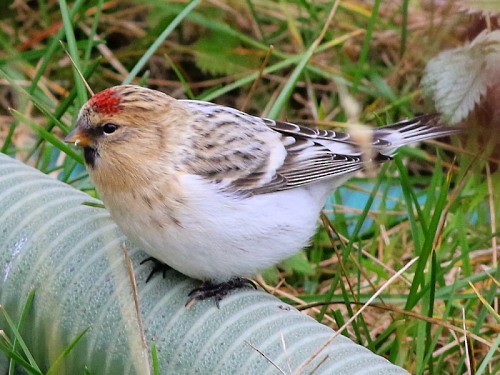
[0,153,408,374]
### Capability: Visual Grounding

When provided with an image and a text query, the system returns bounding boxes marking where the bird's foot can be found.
[140,257,170,282]
[186,278,257,308]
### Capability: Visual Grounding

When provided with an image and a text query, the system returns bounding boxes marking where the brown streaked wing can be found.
[183,102,368,195]
[226,137,365,195]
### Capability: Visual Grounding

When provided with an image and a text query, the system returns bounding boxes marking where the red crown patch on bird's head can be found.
[89,88,123,115]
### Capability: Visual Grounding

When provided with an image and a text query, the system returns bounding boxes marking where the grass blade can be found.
[0,305,41,372]
[58,0,87,105]
[46,328,90,375]
[9,109,83,164]
[123,0,202,84]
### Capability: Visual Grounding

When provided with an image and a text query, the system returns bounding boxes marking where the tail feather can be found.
[374,114,462,155]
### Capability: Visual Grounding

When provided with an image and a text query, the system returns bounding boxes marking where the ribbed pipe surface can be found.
[0,153,408,374]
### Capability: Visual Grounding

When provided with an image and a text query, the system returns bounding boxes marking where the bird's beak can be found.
[64,128,91,147]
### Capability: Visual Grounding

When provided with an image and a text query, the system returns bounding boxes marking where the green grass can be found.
[0,290,89,374]
[0,0,498,374]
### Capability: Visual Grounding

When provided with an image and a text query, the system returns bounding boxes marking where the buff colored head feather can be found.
[64,85,191,191]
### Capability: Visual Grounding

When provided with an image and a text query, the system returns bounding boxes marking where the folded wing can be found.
[181,101,458,195]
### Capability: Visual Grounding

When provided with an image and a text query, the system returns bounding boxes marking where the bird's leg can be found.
[186,278,257,308]
[140,257,171,282]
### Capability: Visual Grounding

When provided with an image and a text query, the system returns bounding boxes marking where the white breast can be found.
[103,174,348,282]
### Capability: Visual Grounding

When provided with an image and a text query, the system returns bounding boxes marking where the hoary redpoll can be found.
[65,85,460,304]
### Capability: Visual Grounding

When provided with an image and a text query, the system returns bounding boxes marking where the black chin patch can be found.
[83,147,99,168]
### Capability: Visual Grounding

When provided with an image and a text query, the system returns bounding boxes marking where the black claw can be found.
[186,277,257,308]
[140,257,170,282]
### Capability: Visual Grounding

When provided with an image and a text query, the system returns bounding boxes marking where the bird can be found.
[64,84,460,305]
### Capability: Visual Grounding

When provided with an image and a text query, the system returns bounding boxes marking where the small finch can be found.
[65,85,459,304]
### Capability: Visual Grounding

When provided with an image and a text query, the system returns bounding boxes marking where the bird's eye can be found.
[102,123,119,134]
